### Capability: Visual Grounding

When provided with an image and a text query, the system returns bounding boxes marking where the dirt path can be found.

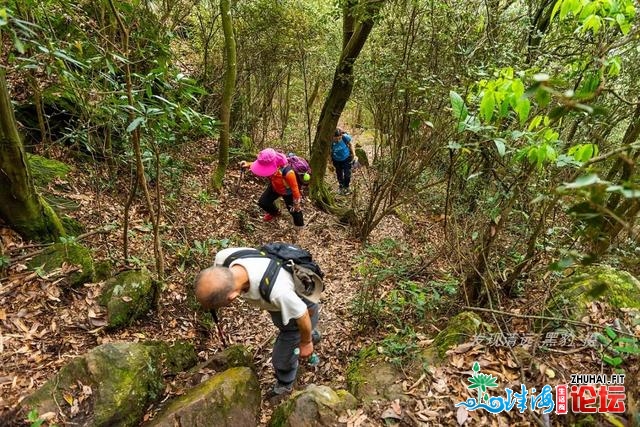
[0,140,375,425]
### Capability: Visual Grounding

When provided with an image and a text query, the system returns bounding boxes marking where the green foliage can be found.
[380,327,420,367]
[551,0,636,34]
[195,190,219,205]
[177,238,230,269]
[126,256,148,270]
[595,326,640,368]
[384,276,458,326]
[27,409,45,427]
[352,239,416,325]
[352,239,456,333]
[7,2,217,161]
[0,255,10,270]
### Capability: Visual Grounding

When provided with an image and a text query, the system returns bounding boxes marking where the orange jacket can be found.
[270,168,301,200]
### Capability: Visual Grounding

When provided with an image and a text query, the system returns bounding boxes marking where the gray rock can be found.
[146,367,260,427]
[269,384,357,427]
[20,342,169,426]
[99,270,159,329]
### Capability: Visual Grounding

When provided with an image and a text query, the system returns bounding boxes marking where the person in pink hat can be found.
[240,148,304,228]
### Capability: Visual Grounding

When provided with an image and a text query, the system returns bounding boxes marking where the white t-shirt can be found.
[214,247,309,325]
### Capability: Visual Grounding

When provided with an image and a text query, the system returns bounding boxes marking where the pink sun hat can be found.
[250,148,287,177]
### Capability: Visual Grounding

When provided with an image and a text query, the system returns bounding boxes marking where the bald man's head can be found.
[194,266,236,309]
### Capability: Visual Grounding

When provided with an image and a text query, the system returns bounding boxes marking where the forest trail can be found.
[2,135,639,426]
[0,136,413,424]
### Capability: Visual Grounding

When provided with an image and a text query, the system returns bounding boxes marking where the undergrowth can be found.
[352,238,460,365]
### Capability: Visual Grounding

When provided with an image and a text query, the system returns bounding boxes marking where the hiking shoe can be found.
[263,212,279,222]
[343,188,352,195]
[266,382,293,404]
[272,382,293,396]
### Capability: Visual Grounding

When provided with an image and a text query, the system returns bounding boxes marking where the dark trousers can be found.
[269,302,320,386]
[333,158,352,189]
[258,185,304,226]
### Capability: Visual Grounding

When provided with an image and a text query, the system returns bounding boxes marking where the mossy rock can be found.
[61,215,85,235]
[146,340,198,376]
[27,154,72,187]
[20,342,165,427]
[423,312,485,362]
[346,344,404,402]
[28,242,94,286]
[145,367,260,427]
[94,260,113,281]
[547,265,640,323]
[269,385,357,427]
[192,344,255,373]
[99,270,159,330]
[354,147,369,167]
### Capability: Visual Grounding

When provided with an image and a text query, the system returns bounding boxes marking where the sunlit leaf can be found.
[515,98,531,124]
[126,117,145,133]
[607,57,622,77]
[563,173,607,188]
[480,90,495,122]
[616,13,631,34]
[450,91,468,122]
[582,14,602,33]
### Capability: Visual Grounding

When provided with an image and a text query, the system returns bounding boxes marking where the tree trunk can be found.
[211,0,237,190]
[309,0,384,209]
[526,0,555,64]
[0,66,65,242]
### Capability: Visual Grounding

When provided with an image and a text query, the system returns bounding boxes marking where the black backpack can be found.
[221,243,324,303]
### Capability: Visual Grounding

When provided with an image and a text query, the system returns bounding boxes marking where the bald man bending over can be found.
[195,247,321,397]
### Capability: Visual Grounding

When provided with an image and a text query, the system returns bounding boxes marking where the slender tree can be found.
[211,0,237,191]
[309,0,385,209]
[107,0,164,277]
[0,48,65,242]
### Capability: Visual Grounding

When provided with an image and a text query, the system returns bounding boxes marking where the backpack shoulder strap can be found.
[221,249,262,267]
[259,258,282,302]
[221,248,283,303]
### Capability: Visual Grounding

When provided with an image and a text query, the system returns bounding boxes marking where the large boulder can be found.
[18,341,196,427]
[269,384,357,427]
[145,367,260,427]
[27,154,72,188]
[99,270,159,329]
[547,265,640,322]
[423,311,485,361]
[346,345,404,402]
[28,242,94,286]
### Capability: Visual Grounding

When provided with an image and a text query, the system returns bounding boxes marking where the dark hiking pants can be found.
[269,301,320,386]
[333,157,353,189]
[258,185,304,226]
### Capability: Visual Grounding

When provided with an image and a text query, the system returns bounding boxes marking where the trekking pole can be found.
[209,309,228,348]
[234,168,245,195]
